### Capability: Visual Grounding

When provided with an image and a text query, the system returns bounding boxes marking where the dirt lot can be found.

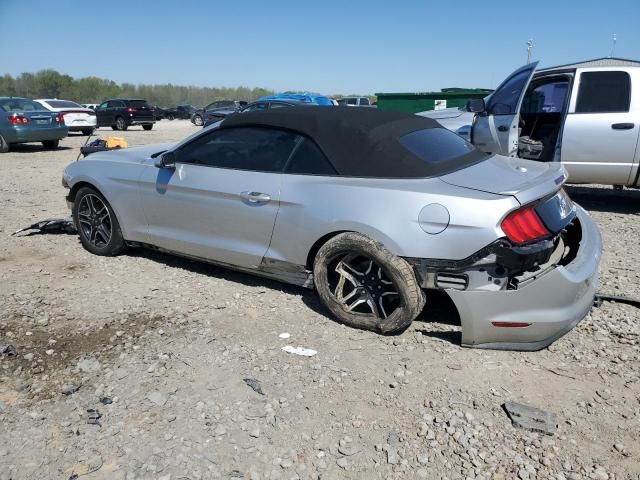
[0,120,639,480]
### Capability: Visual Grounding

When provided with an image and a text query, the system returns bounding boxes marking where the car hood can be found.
[439,155,567,205]
[417,107,468,120]
[85,143,173,163]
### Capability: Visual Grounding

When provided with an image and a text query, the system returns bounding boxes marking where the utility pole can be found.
[610,33,617,58]
[527,39,534,64]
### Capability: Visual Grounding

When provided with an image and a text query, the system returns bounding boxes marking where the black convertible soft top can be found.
[220,106,486,178]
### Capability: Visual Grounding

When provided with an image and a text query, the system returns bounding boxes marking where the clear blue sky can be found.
[1,0,638,94]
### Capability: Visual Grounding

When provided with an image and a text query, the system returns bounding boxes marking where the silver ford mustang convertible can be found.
[62,107,601,350]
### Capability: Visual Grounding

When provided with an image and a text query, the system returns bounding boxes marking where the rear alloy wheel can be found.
[73,187,125,256]
[0,134,9,153]
[115,117,127,131]
[193,115,203,126]
[313,232,425,334]
[143,124,153,131]
[42,140,59,150]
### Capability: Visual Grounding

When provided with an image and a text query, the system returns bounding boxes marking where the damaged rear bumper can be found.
[446,206,601,350]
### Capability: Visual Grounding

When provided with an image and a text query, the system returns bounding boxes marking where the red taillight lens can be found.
[7,114,28,125]
[127,107,137,113]
[54,114,65,123]
[500,205,549,244]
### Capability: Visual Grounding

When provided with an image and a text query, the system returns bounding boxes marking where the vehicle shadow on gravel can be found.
[7,145,73,153]
[566,186,640,214]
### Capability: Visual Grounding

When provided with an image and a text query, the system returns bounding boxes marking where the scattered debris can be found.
[13,217,77,236]
[99,396,113,405]
[86,409,102,426]
[594,293,640,309]
[503,401,557,435]
[281,345,317,357]
[447,363,463,370]
[278,332,291,339]
[0,345,17,357]
[61,384,80,396]
[243,378,265,395]
[77,357,101,373]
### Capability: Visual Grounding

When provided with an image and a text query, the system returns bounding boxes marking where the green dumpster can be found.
[375,88,492,114]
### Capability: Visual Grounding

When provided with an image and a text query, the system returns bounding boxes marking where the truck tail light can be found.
[7,114,29,125]
[501,205,549,244]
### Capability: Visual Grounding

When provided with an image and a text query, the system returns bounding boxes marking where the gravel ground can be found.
[0,120,638,480]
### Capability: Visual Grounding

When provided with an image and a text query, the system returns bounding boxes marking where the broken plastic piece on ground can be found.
[13,217,77,236]
[0,345,17,357]
[594,293,640,309]
[86,408,102,425]
[281,345,317,357]
[243,378,265,395]
[278,332,290,339]
[503,401,557,435]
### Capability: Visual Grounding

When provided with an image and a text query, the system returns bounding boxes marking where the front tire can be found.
[42,140,59,150]
[72,187,125,256]
[313,232,425,334]
[115,117,127,131]
[143,124,153,131]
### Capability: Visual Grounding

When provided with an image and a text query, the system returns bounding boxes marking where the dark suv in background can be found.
[191,100,247,126]
[96,99,155,131]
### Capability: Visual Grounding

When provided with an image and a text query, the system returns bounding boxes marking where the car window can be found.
[128,100,149,108]
[399,128,477,164]
[346,98,357,105]
[47,100,83,109]
[575,71,631,113]
[521,80,569,113]
[285,138,337,175]
[487,69,532,115]
[98,102,108,109]
[359,98,370,106]
[242,102,267,112]
[269,102,292,109]
[337,99,346,106]
[0,99,44,112]
[177,127,299,173]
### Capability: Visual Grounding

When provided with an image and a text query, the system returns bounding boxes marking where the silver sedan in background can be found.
[62,107,601,350]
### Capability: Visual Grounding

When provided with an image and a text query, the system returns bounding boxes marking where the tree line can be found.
[0,69,276,107]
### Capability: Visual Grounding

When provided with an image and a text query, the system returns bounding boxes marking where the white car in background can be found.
[35,99,96,135]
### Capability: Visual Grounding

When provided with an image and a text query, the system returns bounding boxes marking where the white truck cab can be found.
[424,58,640,187]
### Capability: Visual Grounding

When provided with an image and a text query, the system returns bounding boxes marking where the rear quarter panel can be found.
[267,175,519,266]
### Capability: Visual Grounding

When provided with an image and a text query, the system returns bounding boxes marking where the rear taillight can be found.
[54,114,65,123]
[127,107,137,113]
[7,114,28,125]
[500,205,549,244]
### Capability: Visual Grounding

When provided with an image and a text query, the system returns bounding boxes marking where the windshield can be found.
[47,100,83,109]
[314,97,333,106]
[0,99,45,112]
[128,100,150,108]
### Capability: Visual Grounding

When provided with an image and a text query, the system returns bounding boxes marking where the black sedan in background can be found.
[164,104,198,121]
[191,100,247,126]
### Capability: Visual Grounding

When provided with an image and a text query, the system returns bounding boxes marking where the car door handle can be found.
[611,123,635,130]
[240,191,271,203]
[497,125,509,132]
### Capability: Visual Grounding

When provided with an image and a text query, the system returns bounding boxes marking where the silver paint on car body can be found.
[418,203,450,234]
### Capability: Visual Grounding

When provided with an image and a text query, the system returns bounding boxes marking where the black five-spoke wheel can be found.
[73,187,125,256]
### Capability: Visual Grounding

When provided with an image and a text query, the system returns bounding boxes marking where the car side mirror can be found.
[156,151,176,169]
[467,98,486,113]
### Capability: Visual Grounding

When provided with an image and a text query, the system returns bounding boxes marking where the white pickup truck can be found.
[420,58,640,188]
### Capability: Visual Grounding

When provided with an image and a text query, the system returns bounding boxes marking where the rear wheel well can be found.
[306,231,350,270]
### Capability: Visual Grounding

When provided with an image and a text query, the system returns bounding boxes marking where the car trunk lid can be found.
[439,154,567,205]
[19,111,59,129]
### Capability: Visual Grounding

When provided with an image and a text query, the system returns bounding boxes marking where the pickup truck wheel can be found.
[193,115,203,126]
[42,140,59,150]
[0,135,9,153]
[73,187,125,256]
[115,117,127,131]
[313,232,425,334]
[143,124,153,131]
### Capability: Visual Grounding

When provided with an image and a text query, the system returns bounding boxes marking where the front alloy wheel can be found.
[73,187,125,256]
[193,115,203,126]
[313,232,425,334]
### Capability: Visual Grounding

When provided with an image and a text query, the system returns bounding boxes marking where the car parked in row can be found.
[0,97,68,152]
[164,104,198,121]
[420,59,640,188]
[191,100,247,126]
[338,97,373,107]
[62,107,601,351]
[95,99,155,131]
[35,99,96,136]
